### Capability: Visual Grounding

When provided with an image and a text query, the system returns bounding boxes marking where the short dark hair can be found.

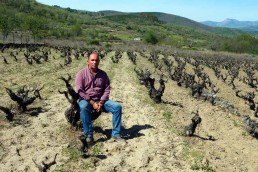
[88,52,99,60]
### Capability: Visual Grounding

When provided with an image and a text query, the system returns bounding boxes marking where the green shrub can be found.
[220,34,258,54]
[105,43,112,48]
[144,31,158,44]
[88,39,100,45]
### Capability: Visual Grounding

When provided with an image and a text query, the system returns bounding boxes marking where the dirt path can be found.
[86,52,190,171]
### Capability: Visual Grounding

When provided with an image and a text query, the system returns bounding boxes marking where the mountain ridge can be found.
[1,0,257,54]
[202,18,258,28]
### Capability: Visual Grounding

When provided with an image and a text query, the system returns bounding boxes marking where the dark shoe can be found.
[79,134,88,152]
[86,137,94,146]
[111,135,125,142]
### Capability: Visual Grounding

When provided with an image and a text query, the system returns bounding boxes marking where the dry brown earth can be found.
[0,47,258,172]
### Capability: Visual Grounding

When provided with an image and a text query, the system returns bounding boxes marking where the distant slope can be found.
[202,19,258,36]
[240,25,258,36]
[202,18,258,28]
[98,10,126,16]
[101,11,216,32]
[101,13,162,25]
[149,12,216,32]
[102,12,243,37]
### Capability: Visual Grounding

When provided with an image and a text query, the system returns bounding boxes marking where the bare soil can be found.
[0,48,258,172]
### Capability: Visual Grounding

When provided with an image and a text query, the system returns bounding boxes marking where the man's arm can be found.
[75,71,90,101]
[100,74,110,101]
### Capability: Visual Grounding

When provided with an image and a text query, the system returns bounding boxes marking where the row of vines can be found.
[0,43,258,141]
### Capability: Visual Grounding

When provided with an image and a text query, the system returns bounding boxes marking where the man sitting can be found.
[75,52,124,145]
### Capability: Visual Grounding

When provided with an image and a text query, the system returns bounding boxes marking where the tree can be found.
[144,31,158,44]
[23,16,46,42]
[0,9,15,42]
[220,34,258,54]
[71,22,82,37]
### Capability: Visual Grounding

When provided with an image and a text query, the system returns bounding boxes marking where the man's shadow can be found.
[93,124,154,142]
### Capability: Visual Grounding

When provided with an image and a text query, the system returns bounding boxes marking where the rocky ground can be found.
[0,48,258,172]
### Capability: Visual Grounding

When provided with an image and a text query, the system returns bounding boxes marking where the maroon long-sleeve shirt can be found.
[75,67,110,101]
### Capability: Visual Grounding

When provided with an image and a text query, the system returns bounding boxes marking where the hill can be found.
[202,19,258,36]
[240,25,258,36]
[149,12,216,32]
[202,19,258,28]
[0,0,257,54]
[98,10,126,16]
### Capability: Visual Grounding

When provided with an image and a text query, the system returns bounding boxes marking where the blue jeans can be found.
[79,99,122,138]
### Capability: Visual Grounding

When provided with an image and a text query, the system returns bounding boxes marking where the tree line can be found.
[0,0,85,43]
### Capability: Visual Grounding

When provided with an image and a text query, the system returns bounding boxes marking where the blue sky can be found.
[36,0,258,22]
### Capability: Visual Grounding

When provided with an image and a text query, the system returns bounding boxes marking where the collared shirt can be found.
[75,67,110,101]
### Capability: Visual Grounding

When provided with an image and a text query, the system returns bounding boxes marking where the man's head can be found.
[87,52,100,71]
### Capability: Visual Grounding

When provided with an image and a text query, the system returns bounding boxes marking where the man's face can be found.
[88,53,100,70]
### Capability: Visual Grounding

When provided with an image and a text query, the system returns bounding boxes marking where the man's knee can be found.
[113,102,122,111]
[79,100,91,110]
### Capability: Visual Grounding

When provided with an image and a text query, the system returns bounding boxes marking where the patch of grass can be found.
[62,147,83,161]
[202,164,215,172]
[54,125,84,171]
[80,157,100,170]
[91,142,103,156]
[58,144,89,171]
[181,141,190,159]
[54,162,83,172]
[232,119,240,127]
[182,141,214,172]
[191,162,214,172]
[191,162,201,170]
[189,150,204,162]
[57,121,104,171]
[89,39,100,45]
[182,141,204,162]
[162,111,172,121]
[242,130,249,137]
[81,159,92,170]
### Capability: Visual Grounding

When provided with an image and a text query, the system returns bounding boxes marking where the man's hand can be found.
[90,100,104,112]
[90,99,99,111]
[95,101,104,112]
[97,101,104,112]
[92,102,99,111]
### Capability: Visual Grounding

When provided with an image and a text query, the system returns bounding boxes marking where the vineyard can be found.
[0,43,258,171]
